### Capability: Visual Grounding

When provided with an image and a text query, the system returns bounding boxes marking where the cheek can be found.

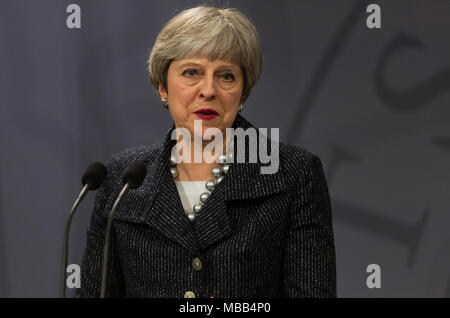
[223,90,241,108]
[171,82,195,103]
[169,89,196,121]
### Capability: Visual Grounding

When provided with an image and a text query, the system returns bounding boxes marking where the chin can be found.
[202,128,224,141]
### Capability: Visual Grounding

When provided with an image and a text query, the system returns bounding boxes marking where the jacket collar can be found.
[117,114,286,253]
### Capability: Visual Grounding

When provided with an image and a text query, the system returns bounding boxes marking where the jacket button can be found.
[192,257,202,271]
[184,291,196,298]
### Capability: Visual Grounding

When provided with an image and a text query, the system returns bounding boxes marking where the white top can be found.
[175,181,207,215]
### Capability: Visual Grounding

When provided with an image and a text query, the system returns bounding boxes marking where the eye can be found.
[221,73,235,81]
[183,69,198,77]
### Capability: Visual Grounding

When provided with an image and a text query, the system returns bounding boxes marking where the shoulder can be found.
[110,143,160,166]
[103,143,161,182]
[91,143,162,211]
[277,143,332,224]
[278,142,325,188]
[279,142,318,167]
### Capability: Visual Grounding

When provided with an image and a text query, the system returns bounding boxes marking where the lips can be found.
[194,108,218,115]
[194,108,218,120]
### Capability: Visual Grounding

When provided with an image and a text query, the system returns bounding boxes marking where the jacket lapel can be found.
[138,127,201,254]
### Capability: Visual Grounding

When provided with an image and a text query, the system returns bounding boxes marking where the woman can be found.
[77,5,336,298]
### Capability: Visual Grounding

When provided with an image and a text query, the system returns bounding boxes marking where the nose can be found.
[199,74,217,100]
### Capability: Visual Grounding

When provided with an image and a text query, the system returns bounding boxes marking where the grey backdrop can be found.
[0,0,449,297]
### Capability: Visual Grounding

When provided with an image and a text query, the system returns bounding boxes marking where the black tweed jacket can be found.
[77,114,336,298]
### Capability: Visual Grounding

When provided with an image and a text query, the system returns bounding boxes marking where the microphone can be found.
[100,161,147,298]
[60,162,107,298]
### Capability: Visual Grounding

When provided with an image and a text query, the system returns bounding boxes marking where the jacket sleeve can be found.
[75,164,126,298]
[283,154,337,297]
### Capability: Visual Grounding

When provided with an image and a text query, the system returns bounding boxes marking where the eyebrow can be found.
[178,62,238,71]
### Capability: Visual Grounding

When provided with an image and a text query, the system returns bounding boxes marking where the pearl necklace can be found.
[169,152,232,221]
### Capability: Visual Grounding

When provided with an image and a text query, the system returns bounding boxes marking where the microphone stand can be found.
[100,183,130,298]
[60,184,89,298]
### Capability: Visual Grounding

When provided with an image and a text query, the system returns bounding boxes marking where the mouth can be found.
[194,108,218,120]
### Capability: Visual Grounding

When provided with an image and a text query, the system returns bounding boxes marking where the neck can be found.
[175,161,217,182]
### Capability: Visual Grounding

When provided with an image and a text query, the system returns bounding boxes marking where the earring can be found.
[161,98,168,108]
[238,104,244,112]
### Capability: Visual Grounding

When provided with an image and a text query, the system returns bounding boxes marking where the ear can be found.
[158,84,167,99]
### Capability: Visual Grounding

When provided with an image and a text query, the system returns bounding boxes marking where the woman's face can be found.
[159,57,244,140]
